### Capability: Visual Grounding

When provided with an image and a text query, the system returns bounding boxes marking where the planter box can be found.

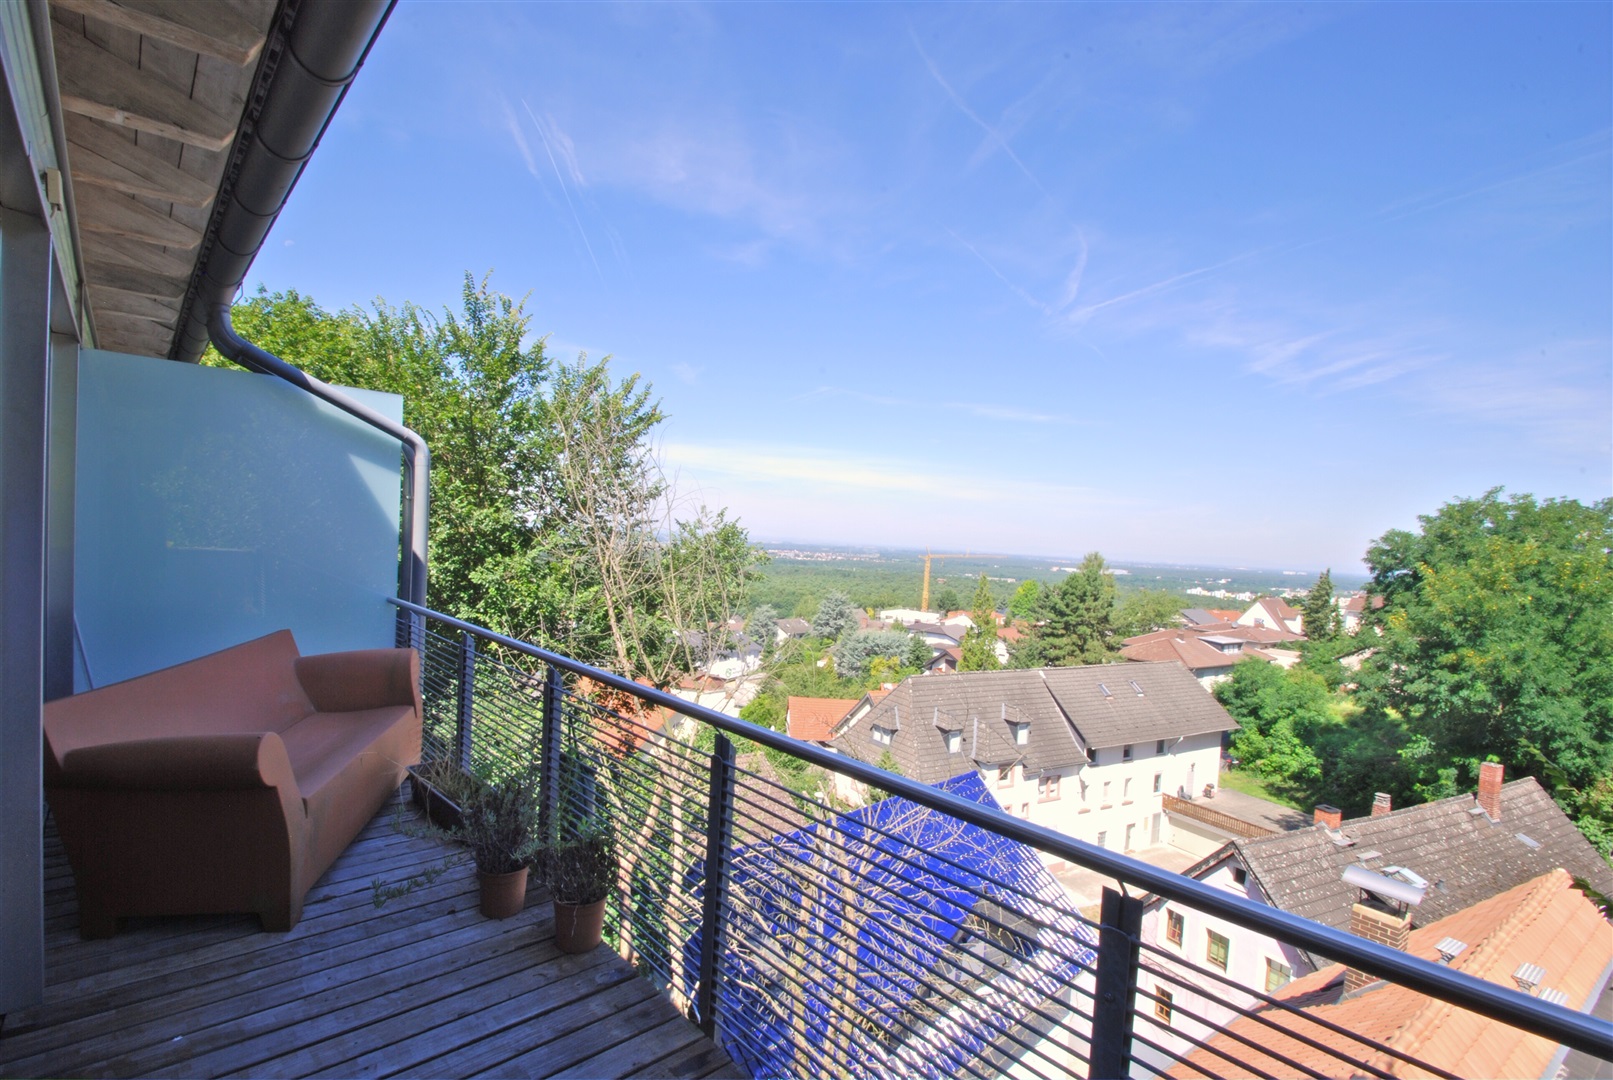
[408,766,467,831]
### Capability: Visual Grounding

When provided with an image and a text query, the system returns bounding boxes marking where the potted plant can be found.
[407,758,482,831]
[460,771,545,919]
[544,818,617,953]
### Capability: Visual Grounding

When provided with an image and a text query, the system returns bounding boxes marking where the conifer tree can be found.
[1301,569,1338,640]
[959,573,1000,671]
[1035,552,1117,665]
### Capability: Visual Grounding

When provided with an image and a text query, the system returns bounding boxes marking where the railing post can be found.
[695,732,735,1038]
[539,663,564,838]
[455,632,475,772]
[1089,887,1144,1080]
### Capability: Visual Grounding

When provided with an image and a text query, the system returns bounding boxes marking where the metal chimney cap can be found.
[1342,863,1426,907]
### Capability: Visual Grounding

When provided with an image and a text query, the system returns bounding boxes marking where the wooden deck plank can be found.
[547,1016,707,1079]
[406,976,660,1079]
[626,1039,736,1080]
[4,897,514,1074]
[2,799,737,1080]
[289,949,622,1080]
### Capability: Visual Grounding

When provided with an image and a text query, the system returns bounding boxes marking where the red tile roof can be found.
[1170,869,1611,1080]
[1120,635,1249,673]
[785,696,860,743]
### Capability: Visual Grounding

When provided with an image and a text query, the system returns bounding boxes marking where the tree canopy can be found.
[207,278,763,685]
[1359,489,1612,794]
[1300,569,1339,641]
[958,573,1000,671]
[813,591,860,641]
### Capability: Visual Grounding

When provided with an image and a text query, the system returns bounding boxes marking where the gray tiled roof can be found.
[831,663,1237,784]
[1211,779,1613,940]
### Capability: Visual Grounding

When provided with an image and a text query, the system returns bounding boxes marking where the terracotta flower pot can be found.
[477,867,528,919]
[553,899,606,953]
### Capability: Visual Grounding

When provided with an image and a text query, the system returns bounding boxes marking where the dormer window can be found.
[1014,723,1029,746]
[1088,749,1099,765]
[1122,744,1133,761]
[1156,739,1167,754]
[871,725,892,746]
[945,730,961,754]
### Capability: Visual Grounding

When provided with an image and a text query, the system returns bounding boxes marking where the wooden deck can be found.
[0,796,741,1079]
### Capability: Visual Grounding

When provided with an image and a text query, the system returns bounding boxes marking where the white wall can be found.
[986,731,1223,855]
[1134,860,1310,1071]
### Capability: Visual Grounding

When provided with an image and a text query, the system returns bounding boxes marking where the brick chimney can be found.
[1477,762,1505,821]
[1343,900,1413,994]
[1314,804,1343,830]
[1371,792,1392,817]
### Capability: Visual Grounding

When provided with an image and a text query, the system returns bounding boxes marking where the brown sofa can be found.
[43,629,422,937]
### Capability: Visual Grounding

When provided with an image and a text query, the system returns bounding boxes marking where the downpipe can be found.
[208,302,428,608]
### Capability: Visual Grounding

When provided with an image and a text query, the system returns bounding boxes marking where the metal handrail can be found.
[387,597,1613,1062]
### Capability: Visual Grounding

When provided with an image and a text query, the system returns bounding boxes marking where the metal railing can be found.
[390,599,1613,1079]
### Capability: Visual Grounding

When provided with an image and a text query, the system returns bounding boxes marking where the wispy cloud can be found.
[796,385,1081,426]
[908,25,1054,203]
[521,99,603,282]
[671,362,701,385]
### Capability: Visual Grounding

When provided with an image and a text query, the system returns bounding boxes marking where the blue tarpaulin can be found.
[685,771,1098,1078]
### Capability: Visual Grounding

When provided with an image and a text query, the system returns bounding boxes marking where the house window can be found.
[1156,739,1167,754]
[1096,830,1108,848]
[1038,773,1061,801]
[1153,772,1162,795]
[1266,958,1292,993]
[1154,986,1173,1025]
[871,726,892,746]
[1231,867,1248,887]
[1123,778,1132,798]
[1102,780,1111,802]
[1014,722,1029,746]
[1124,823,1135,850]
[1020,803,1029,818]
[997,765,1012,788]
[1166,910,1184,946]
[1088,749,1099,765]
[1206,930,1230,971]
[1122,744,1133,761]
[945,730,961,753]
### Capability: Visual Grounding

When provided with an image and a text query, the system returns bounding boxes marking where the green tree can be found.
[1215,662,1327,789]
[1008,579,1043,624]
[959,573,1001,671]
[931,585,963,616]
[814,591,860,641]
[906,632,933,671]
[1359,489,1613,796]
[1300,569,1339,641]
[1114,589,1186,639]
[1034,552,1117,666]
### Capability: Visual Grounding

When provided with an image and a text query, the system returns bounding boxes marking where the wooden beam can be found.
[80,231,196,279]
[65,114,216,207]
[52,0,264,67]
[54,29,237,151]
[75,185,203,249]
[88,285,179,326]
[82,260,187,301]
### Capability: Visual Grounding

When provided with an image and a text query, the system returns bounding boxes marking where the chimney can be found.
[1314,804,1343,830]
[1477,762,1504,820]
[1371,792,1392,817]
[1343,899,1413,994]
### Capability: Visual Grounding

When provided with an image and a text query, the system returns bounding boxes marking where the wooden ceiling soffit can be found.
[52,0,264,67]
[54,29,236,151]
[80,231,196,279]
[89,284,179,327]
[76,184,203,249]
[82,259,187,299]
[95,312,176,354]
[65,114,216,206]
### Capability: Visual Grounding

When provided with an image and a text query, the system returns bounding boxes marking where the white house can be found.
[1236,596,1304,636]
[828,664,1237,859]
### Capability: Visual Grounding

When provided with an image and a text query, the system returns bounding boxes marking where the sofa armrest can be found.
[295,648,420,715]
[56,732,296,792]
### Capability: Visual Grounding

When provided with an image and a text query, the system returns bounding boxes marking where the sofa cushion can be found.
[279,705,419,799]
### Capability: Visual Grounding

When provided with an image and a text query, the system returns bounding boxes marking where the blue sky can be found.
[244,2,1611,572]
